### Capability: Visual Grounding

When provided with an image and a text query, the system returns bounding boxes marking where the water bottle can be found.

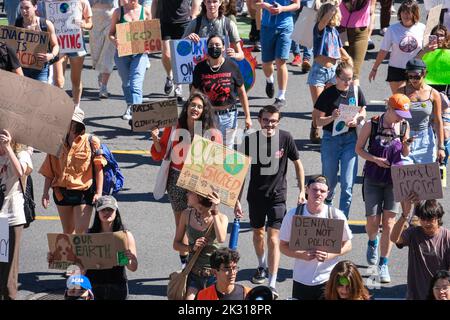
[229,219,240,250]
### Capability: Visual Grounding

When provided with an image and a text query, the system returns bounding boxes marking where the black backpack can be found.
[295,203,336,219]
[368,115,407,151]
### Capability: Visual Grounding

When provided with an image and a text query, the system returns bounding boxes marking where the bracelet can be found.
[438,146,445,151]
[371,68,377,72]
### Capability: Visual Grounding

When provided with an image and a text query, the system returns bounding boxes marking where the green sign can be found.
[423,49,450,85]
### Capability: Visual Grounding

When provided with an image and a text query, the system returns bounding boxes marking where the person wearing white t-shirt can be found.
[280,175,353,300]
[369,0,425,94]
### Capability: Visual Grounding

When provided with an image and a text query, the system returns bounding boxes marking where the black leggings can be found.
[292,280,326,300]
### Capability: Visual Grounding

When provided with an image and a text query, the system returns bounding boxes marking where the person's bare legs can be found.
[69,56,85,105]
[267,227,280,289]
[73,204,93,234]
[262,61,274,79]
[162,40,172,78]
[100,72,111,86]
[53,56,66,89]
[309,85,325,141]
[275,58,287,95]
[185,287,198,300]
[366,214,381,242]
[380,211,396,258]
[174,210,189,257]
[57,205,75,234]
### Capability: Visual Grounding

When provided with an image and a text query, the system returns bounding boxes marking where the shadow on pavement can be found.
[19,272,66,293]
[115,192,170,204]
[128,278,169,297]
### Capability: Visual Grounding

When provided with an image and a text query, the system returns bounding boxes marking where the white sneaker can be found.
[122,105,132,120]
[99,85,109,99]
[174,85,183,103]
[380,27,387,36]
[390,5,396,13]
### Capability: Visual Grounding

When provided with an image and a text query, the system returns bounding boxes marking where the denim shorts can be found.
[307,62,337,87]
[261,25,293,62]
[64,37,88,58]
[215,108,238,149]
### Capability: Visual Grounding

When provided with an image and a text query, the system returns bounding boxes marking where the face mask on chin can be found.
[208,47,222,59]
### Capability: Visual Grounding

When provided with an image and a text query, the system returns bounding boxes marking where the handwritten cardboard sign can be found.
[289,216,345,254]
[116,19,162,57]
[0,69,74,156]
[170,38,208,84]
[0,217,9,263]
[0,26,49,70]
[423,5,443,46]
[132,99,178,131]
[391,163,443,202]
[332,104,360,136]
[176,135,251,207]
[45,0,84,54]
[424,0,450,10]
[47,232,128,270]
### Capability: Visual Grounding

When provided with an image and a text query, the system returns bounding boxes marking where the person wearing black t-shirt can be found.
[312,62,367,218]
[235,105,306,297]
[0,42,23,75]
[152,0,201,101]
[192,34,252,148]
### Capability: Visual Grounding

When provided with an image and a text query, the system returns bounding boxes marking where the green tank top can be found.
[186,208,219,269]
[119,5,145,23]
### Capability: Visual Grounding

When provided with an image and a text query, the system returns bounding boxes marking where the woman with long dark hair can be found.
[151,92,221,268]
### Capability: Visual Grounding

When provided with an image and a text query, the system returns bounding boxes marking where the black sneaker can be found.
[251,267,267,284]
[270,287,279,300]
[273,98,286,108]
[265,82,275,98]
[253,41,261,52]
[164,77,174,95]
[367,39,375,50]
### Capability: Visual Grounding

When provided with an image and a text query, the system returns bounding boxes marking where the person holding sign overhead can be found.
[108,0,152,121]
[85,195,137,300]
[312,61,366,218]
[279,175,353,300]
[355,93,412,283]
[151,92,221,268]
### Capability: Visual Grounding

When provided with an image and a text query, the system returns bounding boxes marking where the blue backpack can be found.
[89,135,125,195]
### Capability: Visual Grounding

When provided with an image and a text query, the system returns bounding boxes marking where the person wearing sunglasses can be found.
[312,61,366,219]
[391,199,450,300]
[197,248,252,300]
[324,260,371,300]
[427,270,450,300]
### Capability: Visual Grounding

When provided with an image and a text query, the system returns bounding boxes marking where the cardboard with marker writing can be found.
[116,19,162,57]
[423,5,443,46]
[176,135,250,207]
[289,216,345,254]
[131,99,178,131]
[391,163,443,202]
[47,231,128,270]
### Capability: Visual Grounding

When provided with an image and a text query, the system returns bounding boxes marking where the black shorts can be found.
[161,21,190,41]
[53,187,95,206]
[386,66,407,82]
[248,198,286,230]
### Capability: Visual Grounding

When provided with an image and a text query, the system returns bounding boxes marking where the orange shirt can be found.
[150,124,223,171]
[39,134,107,190]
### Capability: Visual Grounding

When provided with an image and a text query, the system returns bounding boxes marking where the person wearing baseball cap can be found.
[84,195,138,300]
[355,93,413,284]
[64,274,94,300]
[396,58,445,166]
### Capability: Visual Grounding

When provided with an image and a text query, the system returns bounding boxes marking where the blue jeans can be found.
[23,64,50,83]
[114,52,148,105]
[321,130,358,218]
[444,138,450,166]
[215,108,238,149]
[5,0,20,25]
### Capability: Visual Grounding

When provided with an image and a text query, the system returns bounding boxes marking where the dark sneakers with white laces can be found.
[251,267,268,284]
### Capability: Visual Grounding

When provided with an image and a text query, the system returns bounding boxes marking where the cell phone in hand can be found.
[429,35,438,46]
[272,1,279,7]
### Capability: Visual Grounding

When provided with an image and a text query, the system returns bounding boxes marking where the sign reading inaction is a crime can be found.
[170,38,208,84]
[289,215,345,254]
[177,135,251,207]
[132,99,178,131]
[391,163,443,202]
[0,26,49,70]
[45,0,84,54]
[47,232,128,270]
[116,19,162,57]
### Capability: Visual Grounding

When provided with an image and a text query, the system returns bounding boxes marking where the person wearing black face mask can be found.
[192,34,252,149]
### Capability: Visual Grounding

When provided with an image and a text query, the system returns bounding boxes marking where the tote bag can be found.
[153,126,177,200]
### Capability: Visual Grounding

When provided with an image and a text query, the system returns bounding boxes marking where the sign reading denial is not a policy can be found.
[47,232,128,270]
[177,135,251,208]
[45,0,83,54]
[391,163,443,202]
[131,99,178,132]
[0,26,49,70]
[116,19,162,57]
[170,38,208,84]
[289,215,345,254]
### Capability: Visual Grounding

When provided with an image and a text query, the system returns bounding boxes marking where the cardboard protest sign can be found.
[424,0,450,10]
[289,216,345,254]
[131,99,178,131]
[423,5,443,46]
[0,217,8,263]
[170,38,208,84]
[391,163,443,202]
[0,26,49,70]
[291,7,316,49]
[177,135,250,207]
[45,0,84,54]
[0,69,74,156]
[116,19,162,57]
[332,104,360,136]
[47,232,128,270]
[424,49,450,85]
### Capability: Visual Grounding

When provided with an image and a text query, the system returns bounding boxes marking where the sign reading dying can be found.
[391,163,443,202]
[289,216,345,254]
[132,99,178,131]
[0,26,49,70]
[176,135,250,207]
[47,232,128,270]
[116,19,162,57]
